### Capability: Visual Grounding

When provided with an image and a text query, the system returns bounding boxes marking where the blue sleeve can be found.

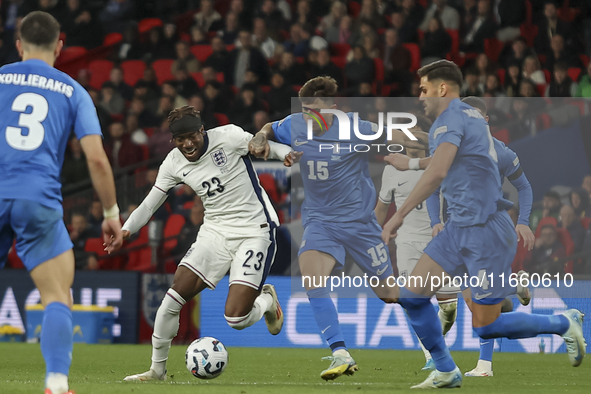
[73,86,102,139]
[510,172,533,226]
[271,115,292,145]
[497,143,520,179]
[426,188,441,227]
[432,113,464,150]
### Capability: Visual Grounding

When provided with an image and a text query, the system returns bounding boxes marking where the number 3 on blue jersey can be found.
[5,92,48,151]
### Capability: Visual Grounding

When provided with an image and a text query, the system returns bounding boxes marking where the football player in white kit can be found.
[119,106,293,381]
[374,115,460,370]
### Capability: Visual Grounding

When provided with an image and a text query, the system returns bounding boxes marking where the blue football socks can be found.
[307,287,346,351]
[41,302,73,377]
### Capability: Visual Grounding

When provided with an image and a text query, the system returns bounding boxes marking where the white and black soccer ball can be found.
[185,337,228,379]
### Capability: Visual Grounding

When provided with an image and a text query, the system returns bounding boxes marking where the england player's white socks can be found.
[438,298,458,336]
[150,288,186,376]
[225,292,272,330]
[46,372,68,394]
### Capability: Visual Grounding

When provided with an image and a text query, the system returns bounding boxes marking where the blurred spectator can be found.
[266,72,293,118]
[534,1,573,56]
[214,0,251,32]
[19,0,63,19]
[313,49,344,88]
[504,62,522,97]
[193,0,221,32]
[317,1,347,34]
[390,10,418,44]
[400,0,425,31]
[155,95,175,121]
[171,66,200,99]
[496,0,525,42]
[570,188,591,218]
[461,67,484,96]
[382,29,412,94]
[172,41,200,73]
[460,0,478,37]
[176,184,197,211]
[99,82,125,115]
[575,63,591,97]
[326,15,353,44]
[144,27,175,60]
[0,31,19,66]
[524,224,566,275]
[253,18,279,59]
[356,0,386,29]
[460,0,497,53]
[501,36,536,69]
[531,190,563,230]
[253,110,270,131]
[203,81,227,113]
[419,0,460,31]
[357,82,374,98]
[59,0,102,48]
[104,122,143,170]
[162,81,188,108]
[283,23,310,58]
[126,113,148,145]
[293,0,315,26]
[62,136,89,186]
[69,213,98,270]
[518,79,539,97]
[87,201,103,237]
[581,176,591,200]
[420,17,452,65]
[508,97,536,140]
[544,34,580,74]
[475,53,495,85]
[309,33,328,52]
[98,0,135,34]
[273,51,307,86]
[149,119,176,159]
[204,36,230,72]
[173,200,204,258]
[118,23,143,60]
[255,0,286,37]
[189,26,209,45]
[187,95,218,128]
[202,66,233,101]
[226,30,269,87]
[522,56,546,85]
[229,84,265,131]
[360,34,380,59]
[217,11,240,45]
[484,73,506,96]
[76,69,91,90]
[129,97,160,128]
[545,61,577,97]
[559,205,585,253]
[302,49,318,79]
[87,89,112,131]
[344,46,375,90]
[162,23,180,50]
[109,66,134,101]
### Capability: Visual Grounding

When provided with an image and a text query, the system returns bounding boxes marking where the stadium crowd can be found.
[2,0,591,274]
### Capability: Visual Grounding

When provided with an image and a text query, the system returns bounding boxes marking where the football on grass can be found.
[185,337,228,379]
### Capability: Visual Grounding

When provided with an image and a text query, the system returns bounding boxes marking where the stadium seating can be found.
[484,38,504,64]
[568,67,582,82]
[331,56,347,70]
[402,43,421,73]
[214,113,230,125]
[492,129,510,144]
[103,32,123,46]
[191,45,214,63]
[497,69,505,85]
[582,217,591,230]
[138,18,163,33]
[151,59,175,84]
[88,59,114,90]
[330,43,350,57]
[163,214,186,254]
[121,60,147,86]
[535,217,559,235]
[348,1,361,17]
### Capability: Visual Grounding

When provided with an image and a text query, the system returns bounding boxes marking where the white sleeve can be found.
[267,140,291,161]
[222,124,254,156]
[122,187,168,234]
[379,166,395,204]
[153,153,180,193]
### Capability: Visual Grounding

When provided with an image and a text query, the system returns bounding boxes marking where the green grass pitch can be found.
[0,343,589,393]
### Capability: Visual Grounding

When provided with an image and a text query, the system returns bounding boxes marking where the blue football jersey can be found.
[0,59,102,210]
[494,138,519,179]
[272,113,377,225]
[429,99,503,227]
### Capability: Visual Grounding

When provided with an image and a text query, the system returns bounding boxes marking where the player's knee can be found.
[225,312,252,330]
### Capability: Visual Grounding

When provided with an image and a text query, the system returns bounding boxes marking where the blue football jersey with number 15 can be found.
[0,59,102,210]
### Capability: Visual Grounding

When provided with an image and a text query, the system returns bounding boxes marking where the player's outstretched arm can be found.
[384,154,431,171]
[249,122,276,159]
[80,134,122,253]
[121,187,169,238]
[382,143,458,244]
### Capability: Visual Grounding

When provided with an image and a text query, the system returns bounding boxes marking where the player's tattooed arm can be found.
[249,122,276,159]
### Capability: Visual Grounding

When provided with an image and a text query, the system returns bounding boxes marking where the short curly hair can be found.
[298,76,338,105]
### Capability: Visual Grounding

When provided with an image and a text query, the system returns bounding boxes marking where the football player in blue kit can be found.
[0,12,123,394]
[382,60,586,389]
[250,76,413,380]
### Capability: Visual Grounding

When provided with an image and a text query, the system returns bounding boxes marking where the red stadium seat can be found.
[484,38,504,63]
[144,127,154,137]
[59,32,66,44]
[580,55,589,67]
[292,85,303,92]
[163,214,186,254]
[260,85,271,93]
[7,240,24,269]
[191,45,213,63]
[497,68,506,85]
[402,43,421,72]
[557,6,580,22]
[537,113,552,129]
[373,58,384,82]
[103,32,123,46]
[151,59,175,85]
[525,0,533,25]
[121,60,146,87]
[520,24,538,47]
[536,83,547,97]
[542,69,551,83]
[446,29,459,57]
[56,46,88,77]
[537,54,546,64]
[557,228,575,274]
[348,1,361,17]
[581,217,591,230]
[330,43,350,57]
[535,217,558,237]
[214,113,230,125]
[492,128,510,144]
[226,44,235,52]
[138,18,163,33]
[58,46,87,63]
[88,60,113,91]
[568,67,582,82]
[125,226,152,271]
[331,56,347,69]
